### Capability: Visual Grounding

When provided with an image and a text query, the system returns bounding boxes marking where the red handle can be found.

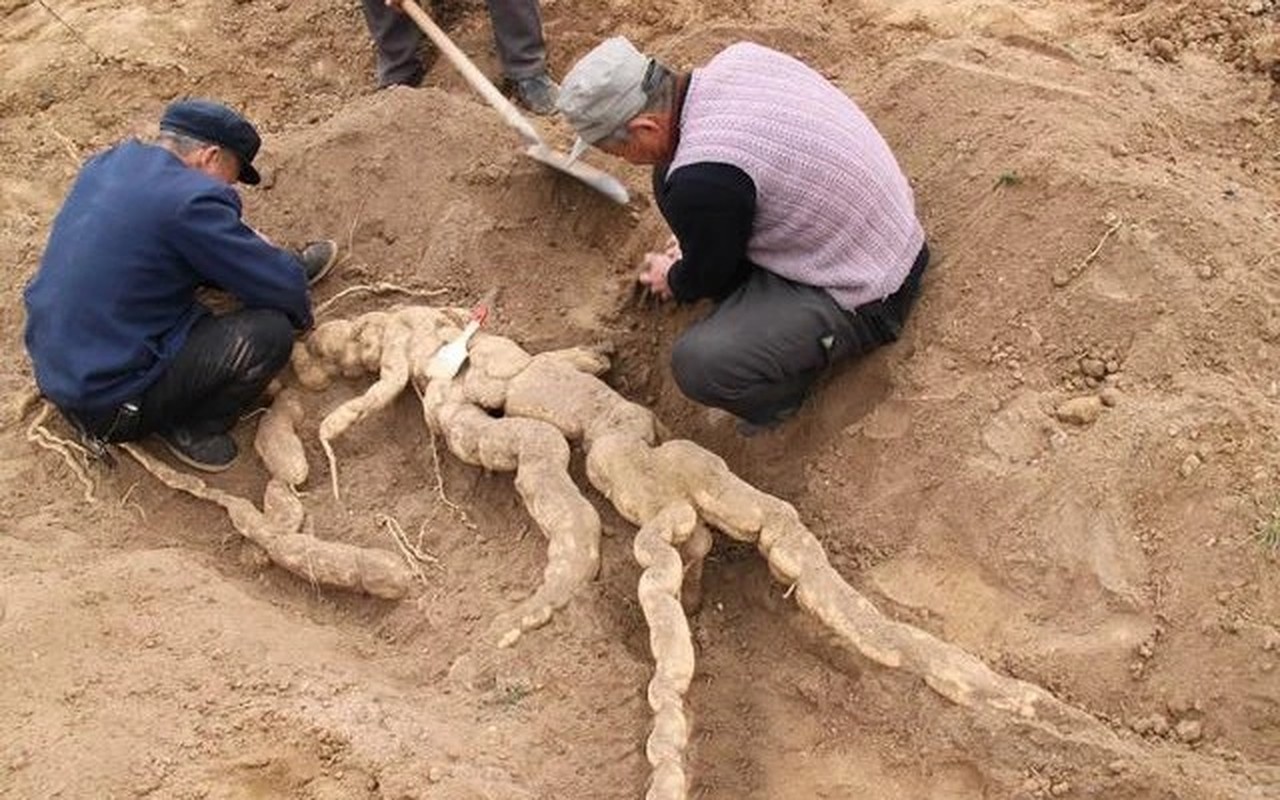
[470,288,499,325]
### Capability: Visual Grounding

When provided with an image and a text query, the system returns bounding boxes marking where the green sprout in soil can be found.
[994,170,1022,189]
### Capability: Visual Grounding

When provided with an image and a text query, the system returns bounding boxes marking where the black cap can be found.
[159,98,262,185]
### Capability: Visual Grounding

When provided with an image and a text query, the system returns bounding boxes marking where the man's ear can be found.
[192,145,217,169]
[627,115,663,136]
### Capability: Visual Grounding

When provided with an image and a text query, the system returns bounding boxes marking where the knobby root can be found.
[315,282,451,318]
[378,512,437,588]
[634,503,698,800]
[293,306,1274,798]
[424,384,601,648]
[121,443,412,599]
[25,400,96,503]
[253,389,309,487]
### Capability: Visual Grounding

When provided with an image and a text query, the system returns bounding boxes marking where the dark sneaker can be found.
[295,240,338,286]
[160,428,238,473]
[734,404,801,438]
[735,418,780,438]
[511,74,559,115]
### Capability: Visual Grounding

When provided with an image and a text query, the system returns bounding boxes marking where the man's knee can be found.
[228,309,295,380]
[671,326,735,405]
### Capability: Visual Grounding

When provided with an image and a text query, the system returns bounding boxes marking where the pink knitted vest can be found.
[669,43,924,310]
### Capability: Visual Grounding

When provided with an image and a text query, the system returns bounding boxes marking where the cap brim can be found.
[565,137,591,165]
[238,162,261,186]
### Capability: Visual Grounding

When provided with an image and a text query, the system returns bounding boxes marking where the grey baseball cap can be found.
[556,37,653,162]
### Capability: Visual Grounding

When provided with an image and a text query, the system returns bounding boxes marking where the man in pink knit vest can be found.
[557,37,930,434]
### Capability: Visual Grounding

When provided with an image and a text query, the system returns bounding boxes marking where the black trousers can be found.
[671,244,930,425]
[71,309,295,443]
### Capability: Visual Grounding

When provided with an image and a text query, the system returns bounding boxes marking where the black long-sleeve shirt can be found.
[651,161,757,303]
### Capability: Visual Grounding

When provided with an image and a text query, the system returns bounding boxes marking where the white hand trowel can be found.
[426,289,498,381]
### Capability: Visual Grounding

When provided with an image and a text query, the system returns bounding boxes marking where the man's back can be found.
[670,42,923,310]
[24,139,309,415]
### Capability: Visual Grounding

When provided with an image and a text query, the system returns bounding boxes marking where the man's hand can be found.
[639,250,677,302]
[384,0,405,9]
[661,234,681,260]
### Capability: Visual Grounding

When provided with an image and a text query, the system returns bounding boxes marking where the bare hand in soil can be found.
[639,251,676,301]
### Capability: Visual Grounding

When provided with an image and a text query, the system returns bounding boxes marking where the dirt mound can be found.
[1110,0,1280,80]
[2,0,1278,798]
[246,85,645,344]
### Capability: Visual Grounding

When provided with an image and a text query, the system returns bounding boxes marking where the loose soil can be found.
[2,0,1278,798]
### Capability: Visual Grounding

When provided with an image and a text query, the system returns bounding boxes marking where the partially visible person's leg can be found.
[670,251,934,429]
[485,0,557,113]
[670,270,868,426]
[135,309,295,469]
[855,242,929,346]
[485,0,546,78]
[884,242,930,325]
[361,0,425,88]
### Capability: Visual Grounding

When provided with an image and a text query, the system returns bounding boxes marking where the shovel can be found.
[425,288,499,380]
[398,0,630,205]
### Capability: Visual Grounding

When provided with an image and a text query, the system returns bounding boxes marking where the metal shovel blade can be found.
[399,0,630,206]
[524,144,630,205]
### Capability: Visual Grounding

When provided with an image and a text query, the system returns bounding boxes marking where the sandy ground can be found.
[2,0,1279,798]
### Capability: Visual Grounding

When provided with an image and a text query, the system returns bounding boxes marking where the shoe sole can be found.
[306,239,339,287]
[161,438,237,473]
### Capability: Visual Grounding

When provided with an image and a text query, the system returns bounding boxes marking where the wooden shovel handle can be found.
[398,0,544,146]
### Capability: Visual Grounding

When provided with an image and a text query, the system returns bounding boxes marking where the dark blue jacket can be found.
[23,140,311,416]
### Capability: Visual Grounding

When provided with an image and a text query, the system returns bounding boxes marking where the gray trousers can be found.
[361,0,547,88]
[671,245,929,425]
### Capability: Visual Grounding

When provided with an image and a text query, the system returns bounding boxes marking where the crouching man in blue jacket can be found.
[24,99,338,472]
